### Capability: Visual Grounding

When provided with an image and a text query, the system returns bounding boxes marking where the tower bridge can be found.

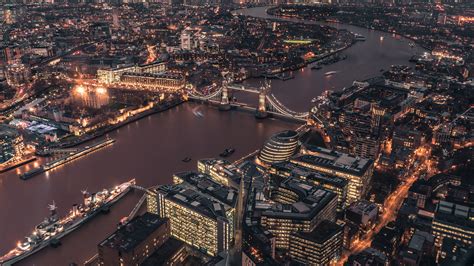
[188,79,309,122]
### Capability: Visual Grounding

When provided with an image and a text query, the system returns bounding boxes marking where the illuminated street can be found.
[0,2,472,266]
[338,174,418,265]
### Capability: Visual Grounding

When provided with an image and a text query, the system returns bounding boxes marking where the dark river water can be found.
[238,6,424,112]
[0,6,422,266]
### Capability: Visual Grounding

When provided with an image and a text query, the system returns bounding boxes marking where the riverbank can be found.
[0,156,37,174]
[235,6,424,113]
[48,97,185,150]
[231,6,356,78]
[265,6,431,52]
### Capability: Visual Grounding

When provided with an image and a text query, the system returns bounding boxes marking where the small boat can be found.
[219,148,235,157]
[311,65,322,70]
[324,71,338,76]
[192,110,204,117]
[354,34,366,41]
[182,157,191,162]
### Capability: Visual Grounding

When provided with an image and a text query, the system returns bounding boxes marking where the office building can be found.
[432,201,474,247]
[5,63,31,87]
[97,213,170,266]
[437,238,474,265]
[347,247,389,266]
[345,200,379,232]
[180,30,198,50]
[197,158,241,189]
[147,173,236,256]
[371,224,400,257]
[258,130,299,165]
[399,230,435,266]
[141,238,189,266]
[339,110,372,136]
[241,226,277,266]
[408,179,432,209]
[0,127,25,165]
[261,178,337,249]
[291,147,374,204]
[289,220,343,265]
[269,161,349,211]
[350,134,380,160]
[392,126,425,151]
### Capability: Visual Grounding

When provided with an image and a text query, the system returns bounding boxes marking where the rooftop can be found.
[173,171,238,207]
[260,178,336,220]
[141,237,185,266]
[292,220,343,244]
[434,201,474,229]
[291,147,373,177]
[198,158,241,184]
[348,200,378,215]
[99,213,168,252]
[270,161,348,188]
[154,176,235,221]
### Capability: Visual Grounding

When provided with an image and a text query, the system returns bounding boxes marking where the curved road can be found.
[0,6,424,266]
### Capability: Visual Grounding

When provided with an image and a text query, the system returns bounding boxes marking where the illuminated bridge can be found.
[188,79,309,122]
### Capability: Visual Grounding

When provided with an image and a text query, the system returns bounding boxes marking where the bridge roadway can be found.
[189,97,308,123]
[188,82,309,123]
[227,84,260,94]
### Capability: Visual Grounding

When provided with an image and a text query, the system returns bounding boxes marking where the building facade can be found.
[291,147,374,204]
[98,213,170,266]
[432,201,474,247]
[147,174,236,256]
[260,178,337,249]
[289,220,343,265]
[0,127,25,165]
[258,130,299,165]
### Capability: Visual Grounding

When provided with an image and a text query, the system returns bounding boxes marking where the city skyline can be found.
[0,1,472,266]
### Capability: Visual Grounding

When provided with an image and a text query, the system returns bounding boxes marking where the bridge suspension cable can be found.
[266,94,309,119]
[188,87,223,100]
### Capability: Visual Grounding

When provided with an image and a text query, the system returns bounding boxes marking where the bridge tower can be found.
[219,75,231,111]
[255,80,269,118]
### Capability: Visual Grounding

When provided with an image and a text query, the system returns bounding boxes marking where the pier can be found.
[20,138,115,180]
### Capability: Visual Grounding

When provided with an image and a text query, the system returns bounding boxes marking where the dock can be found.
[20,138,115,180]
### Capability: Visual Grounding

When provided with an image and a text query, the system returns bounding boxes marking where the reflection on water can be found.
[238,6,425,112]
[1,6,425,265]
[0,103,296,265]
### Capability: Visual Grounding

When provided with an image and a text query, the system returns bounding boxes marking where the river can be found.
[0,6,421,266]
[237,6,424,112]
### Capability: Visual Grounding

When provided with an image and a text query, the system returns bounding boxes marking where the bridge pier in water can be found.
[255,88,268,119]
[219,84,231,111]
[188,80,309,122]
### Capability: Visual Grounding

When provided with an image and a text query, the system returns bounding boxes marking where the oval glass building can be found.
[258,130,299,165]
